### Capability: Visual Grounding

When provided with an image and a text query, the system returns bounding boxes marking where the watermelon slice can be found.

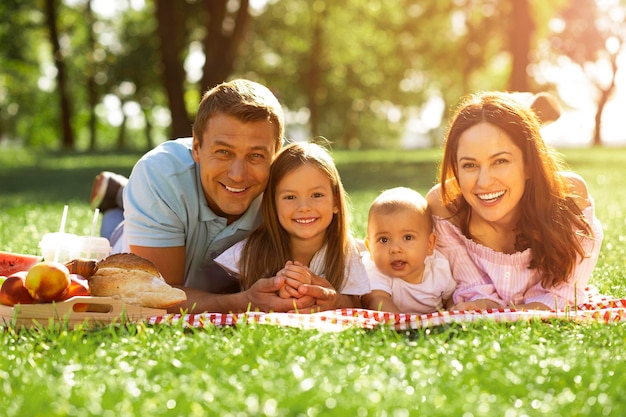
[0,251,42,276]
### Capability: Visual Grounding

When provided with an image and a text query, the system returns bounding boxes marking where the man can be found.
[91,79,336,313]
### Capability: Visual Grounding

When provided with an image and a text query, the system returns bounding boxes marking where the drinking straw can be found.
[91,208,100,237]
[59,205,68,234]
[54,205,69,263]
[85,208,100,259]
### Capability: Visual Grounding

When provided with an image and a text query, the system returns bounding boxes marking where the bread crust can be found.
[88,253,186,309]
[96,253,161,276]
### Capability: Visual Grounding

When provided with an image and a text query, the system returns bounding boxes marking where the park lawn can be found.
[1,146,625,416]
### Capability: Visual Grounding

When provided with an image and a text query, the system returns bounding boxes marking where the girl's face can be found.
[456,122,527,227]
[275,164,338,248]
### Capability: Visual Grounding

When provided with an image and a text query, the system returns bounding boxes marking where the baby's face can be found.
[366,208,435,284]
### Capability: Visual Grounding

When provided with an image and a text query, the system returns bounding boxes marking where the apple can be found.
[61,274,90,299]
[59,274,91,312]
[24,261,71,302]
[0,272,35,306]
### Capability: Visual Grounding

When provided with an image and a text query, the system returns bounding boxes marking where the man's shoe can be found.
[89,171,128,212]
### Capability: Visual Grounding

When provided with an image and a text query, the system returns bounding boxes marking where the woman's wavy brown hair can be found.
[239,141,350,292]
[438,92,593,289]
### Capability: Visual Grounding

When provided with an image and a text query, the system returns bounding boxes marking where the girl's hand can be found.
[276,261,313,299]
[290,274,338,313]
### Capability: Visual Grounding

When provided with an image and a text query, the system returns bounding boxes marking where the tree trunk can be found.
[142,107,154,151]
[592,50,618,146]
[86,0,97,151]
[155,0,190,139]
[201,0,251,93]
[116,98,128,149]
[508,0,534,91]
[44,0,74,149]
[307,3,324,140]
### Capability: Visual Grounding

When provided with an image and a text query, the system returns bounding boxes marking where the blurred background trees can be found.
[0,0,624,150]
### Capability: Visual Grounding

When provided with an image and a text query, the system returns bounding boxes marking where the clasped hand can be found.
[276,261,338,312]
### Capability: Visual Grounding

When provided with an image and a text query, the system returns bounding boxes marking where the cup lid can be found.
[78,236,111,250]
[39,232,79,245]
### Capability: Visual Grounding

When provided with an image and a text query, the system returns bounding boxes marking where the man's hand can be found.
[245,276,316,312]
[170,276,317,314]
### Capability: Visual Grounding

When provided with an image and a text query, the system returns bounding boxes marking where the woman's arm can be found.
[561,171,591,211]
[426,183,451,218]
[523,180,603,309]
[449,298,501,312]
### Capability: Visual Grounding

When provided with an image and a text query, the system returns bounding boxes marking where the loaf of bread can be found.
[88,253,186,309]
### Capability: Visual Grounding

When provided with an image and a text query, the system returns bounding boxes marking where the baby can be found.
[361,187,455,314]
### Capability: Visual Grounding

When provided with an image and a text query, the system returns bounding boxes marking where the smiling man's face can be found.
[192,112,278,224]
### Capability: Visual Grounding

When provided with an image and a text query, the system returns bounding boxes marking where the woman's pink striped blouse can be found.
[434,200,603,310]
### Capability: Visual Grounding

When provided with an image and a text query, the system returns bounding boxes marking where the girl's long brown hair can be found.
[239,141,351,291]
[438,92,593,289]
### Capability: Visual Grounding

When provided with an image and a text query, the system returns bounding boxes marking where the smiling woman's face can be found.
[456,122,527,227]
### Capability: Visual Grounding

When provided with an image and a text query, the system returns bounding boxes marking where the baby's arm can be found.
[362,290,401,313]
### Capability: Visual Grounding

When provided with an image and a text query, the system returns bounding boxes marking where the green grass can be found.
[1,146,626,416]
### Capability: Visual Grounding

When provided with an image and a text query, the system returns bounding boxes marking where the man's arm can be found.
[130,245,186,286]
[171,277,317,314]
[130,245,318,313]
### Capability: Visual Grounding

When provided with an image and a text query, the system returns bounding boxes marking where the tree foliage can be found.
[547,0,625,146]
[0,0,623,150]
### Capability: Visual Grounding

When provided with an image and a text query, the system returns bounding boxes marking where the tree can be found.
[44,0,74,149]
[200,0,251,93]
[245,0,522,148]
[105,2,163,150]
[85,0,98,150]
[152,0,253,138]
[549,0,625,146]
[508,0,534,91]
[154,0,189,138]
[0,0,42,144]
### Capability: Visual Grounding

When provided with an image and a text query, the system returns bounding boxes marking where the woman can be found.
[426,92,603,311]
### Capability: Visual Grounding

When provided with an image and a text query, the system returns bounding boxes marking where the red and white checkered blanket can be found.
[147,287,626,331]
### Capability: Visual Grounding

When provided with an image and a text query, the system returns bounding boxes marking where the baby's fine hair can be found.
[369,187,433,231]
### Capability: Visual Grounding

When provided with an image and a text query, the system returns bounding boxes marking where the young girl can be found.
[215,141,370,311]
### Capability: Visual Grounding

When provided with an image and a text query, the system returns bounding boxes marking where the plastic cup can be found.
[39,232,79,264]
[76,236,111,261]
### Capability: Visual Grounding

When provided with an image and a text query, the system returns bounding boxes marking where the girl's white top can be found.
[215,240,371,296]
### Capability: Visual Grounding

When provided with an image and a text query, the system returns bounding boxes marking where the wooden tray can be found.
[0,296,166,328]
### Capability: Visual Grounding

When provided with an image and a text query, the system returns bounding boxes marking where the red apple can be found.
[59,274,91,312]
[24,261,71,302]
[61,274,90,299]
[0,272,35,306]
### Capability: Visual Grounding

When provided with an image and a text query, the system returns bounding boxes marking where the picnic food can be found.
[25,261,71,302]
[0,271,35,306]
[59,275,91,312]
[61,275,91,300]
[0,251,41,276]
[87,253,186,309]
[64,258,98,278]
